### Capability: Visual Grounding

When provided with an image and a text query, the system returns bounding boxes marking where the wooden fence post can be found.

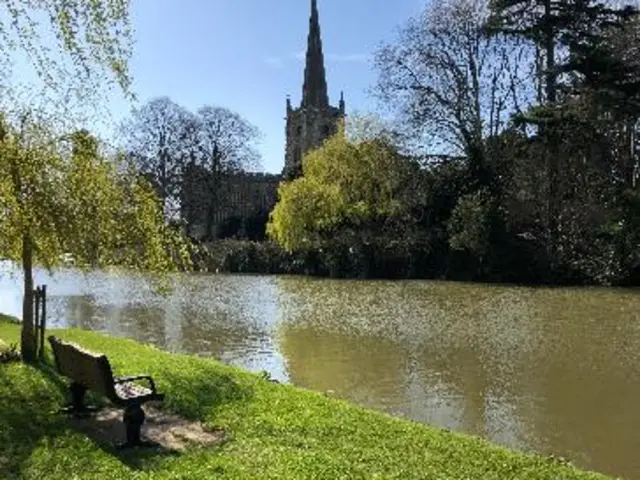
[32,285,48,361]
[34,286,40,357]
[39,285,47,361]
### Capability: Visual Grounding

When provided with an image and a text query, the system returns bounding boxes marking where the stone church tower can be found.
[283,0,345,181]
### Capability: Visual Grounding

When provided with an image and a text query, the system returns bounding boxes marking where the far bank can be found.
[194,238,640,287]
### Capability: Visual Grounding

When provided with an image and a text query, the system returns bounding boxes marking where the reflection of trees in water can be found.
[52,271,640,478]
[59,273,272,362]
[64,295,101,330]
[273,278,640,477]
[274,278,525,444]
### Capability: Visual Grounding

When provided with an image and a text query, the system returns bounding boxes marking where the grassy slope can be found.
[0,318,613,480]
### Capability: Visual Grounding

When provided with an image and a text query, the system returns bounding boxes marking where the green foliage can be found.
[0,110,194,274]
[0,321,614,479]
[0,108,194,360]
[0,339,20,363]
[448,188,496,257]
[201,240,294,274]
[0,0,133,96]
[268,124,422,253]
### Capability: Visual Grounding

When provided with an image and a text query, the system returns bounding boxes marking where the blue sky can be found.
[97,0,425,173]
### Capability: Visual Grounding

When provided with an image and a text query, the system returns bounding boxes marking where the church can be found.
[183,0,343,239]
[283,0,345,180]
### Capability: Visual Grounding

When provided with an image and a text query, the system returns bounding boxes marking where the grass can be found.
[0,316,614,480]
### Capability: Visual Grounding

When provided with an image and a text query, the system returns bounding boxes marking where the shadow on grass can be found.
[37,357,186,471]
[0,360,175,475]
[0,331,256,477]
[159,365,255,421]
[0,360,70,477]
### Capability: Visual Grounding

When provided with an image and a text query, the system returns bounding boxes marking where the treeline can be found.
[112,0,640,286]
[259,0,640,286]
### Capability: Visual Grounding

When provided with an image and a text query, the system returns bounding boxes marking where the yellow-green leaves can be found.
[1,0,133,98]
[0,110,194,275]
[267,124,419,252]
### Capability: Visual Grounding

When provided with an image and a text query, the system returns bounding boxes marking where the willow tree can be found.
[267,122,424,255]
[0,110,194,362]
[0,0,133,96]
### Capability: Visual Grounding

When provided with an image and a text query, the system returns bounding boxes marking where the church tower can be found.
[283,0,345,181]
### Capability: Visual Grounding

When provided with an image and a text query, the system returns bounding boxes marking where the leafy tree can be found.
[267,122,424,255]
[0,109,194,362]
[486,0,639,262]
[448,187,498,271]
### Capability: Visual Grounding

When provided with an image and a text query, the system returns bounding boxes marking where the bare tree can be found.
[196,106,261,173]
[120,97,198,219]
[374,0,533,183]
[184,106,262,239]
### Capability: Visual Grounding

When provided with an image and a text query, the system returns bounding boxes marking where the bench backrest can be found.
[48,336,115,398]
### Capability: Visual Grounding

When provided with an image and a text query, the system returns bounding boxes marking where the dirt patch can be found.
[68,404,226,451]
[0,341,20,364]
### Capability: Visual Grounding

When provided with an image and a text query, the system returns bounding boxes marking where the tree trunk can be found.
[543,0,560,267]
[21,233,37,362]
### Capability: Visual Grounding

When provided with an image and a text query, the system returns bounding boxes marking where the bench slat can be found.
[115,381,152,400]
[50,337,114,398]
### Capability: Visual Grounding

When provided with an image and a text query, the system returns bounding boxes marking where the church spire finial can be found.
[302,0,329,109]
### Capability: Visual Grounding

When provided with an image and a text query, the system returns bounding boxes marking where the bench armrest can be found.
[114,375,157,393]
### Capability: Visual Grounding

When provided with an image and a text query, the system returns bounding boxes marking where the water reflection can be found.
[273,278,640,479]
[0,263,639,478]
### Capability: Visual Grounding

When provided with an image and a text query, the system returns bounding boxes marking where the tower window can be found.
[296,125,302,135]
[323,125,331,136]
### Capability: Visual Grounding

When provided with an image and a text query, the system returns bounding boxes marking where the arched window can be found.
[323,124,331,136]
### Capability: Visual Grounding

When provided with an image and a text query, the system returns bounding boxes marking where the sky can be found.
[91,0,427,174]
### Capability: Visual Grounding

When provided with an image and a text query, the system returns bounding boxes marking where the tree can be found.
[448,187,499,274]
[0,0,133,96]
[374,0,530,190]
[183,106,262,239]
[0,108,194,362]
[120,97,199,219]
[267,122,424,256]
[486,0,639,263]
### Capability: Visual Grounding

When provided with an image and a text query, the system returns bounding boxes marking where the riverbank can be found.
[0,318,614,479]
[195,238,640,286]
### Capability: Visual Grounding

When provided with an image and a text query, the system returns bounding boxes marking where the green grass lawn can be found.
[0,316,614,480]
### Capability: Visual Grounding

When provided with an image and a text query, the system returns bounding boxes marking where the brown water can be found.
[1,264,639,479]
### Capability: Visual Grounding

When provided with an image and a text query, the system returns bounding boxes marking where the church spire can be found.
[301,0,329,109]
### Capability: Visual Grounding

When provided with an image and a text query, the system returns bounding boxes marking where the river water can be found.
[1,263,639,479]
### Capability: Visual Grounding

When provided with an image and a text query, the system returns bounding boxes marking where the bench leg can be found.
[59,382,99,417]
[121,405,146,447]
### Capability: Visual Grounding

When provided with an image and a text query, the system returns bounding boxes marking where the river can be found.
[0,262,638,479]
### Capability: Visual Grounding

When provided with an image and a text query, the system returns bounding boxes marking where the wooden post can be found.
[34,286,40,357]
[39,285,47,361]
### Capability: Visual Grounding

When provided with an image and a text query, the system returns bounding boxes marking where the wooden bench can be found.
[48,335,164,447]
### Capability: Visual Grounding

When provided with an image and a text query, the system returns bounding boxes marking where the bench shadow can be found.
[30,359,184,472]
[67,409,182,470]
[1,344,253,476]
[0,360,73,476]
[34,354,244,470]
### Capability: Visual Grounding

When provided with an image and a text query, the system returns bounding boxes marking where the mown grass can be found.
[0,317,614,480]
